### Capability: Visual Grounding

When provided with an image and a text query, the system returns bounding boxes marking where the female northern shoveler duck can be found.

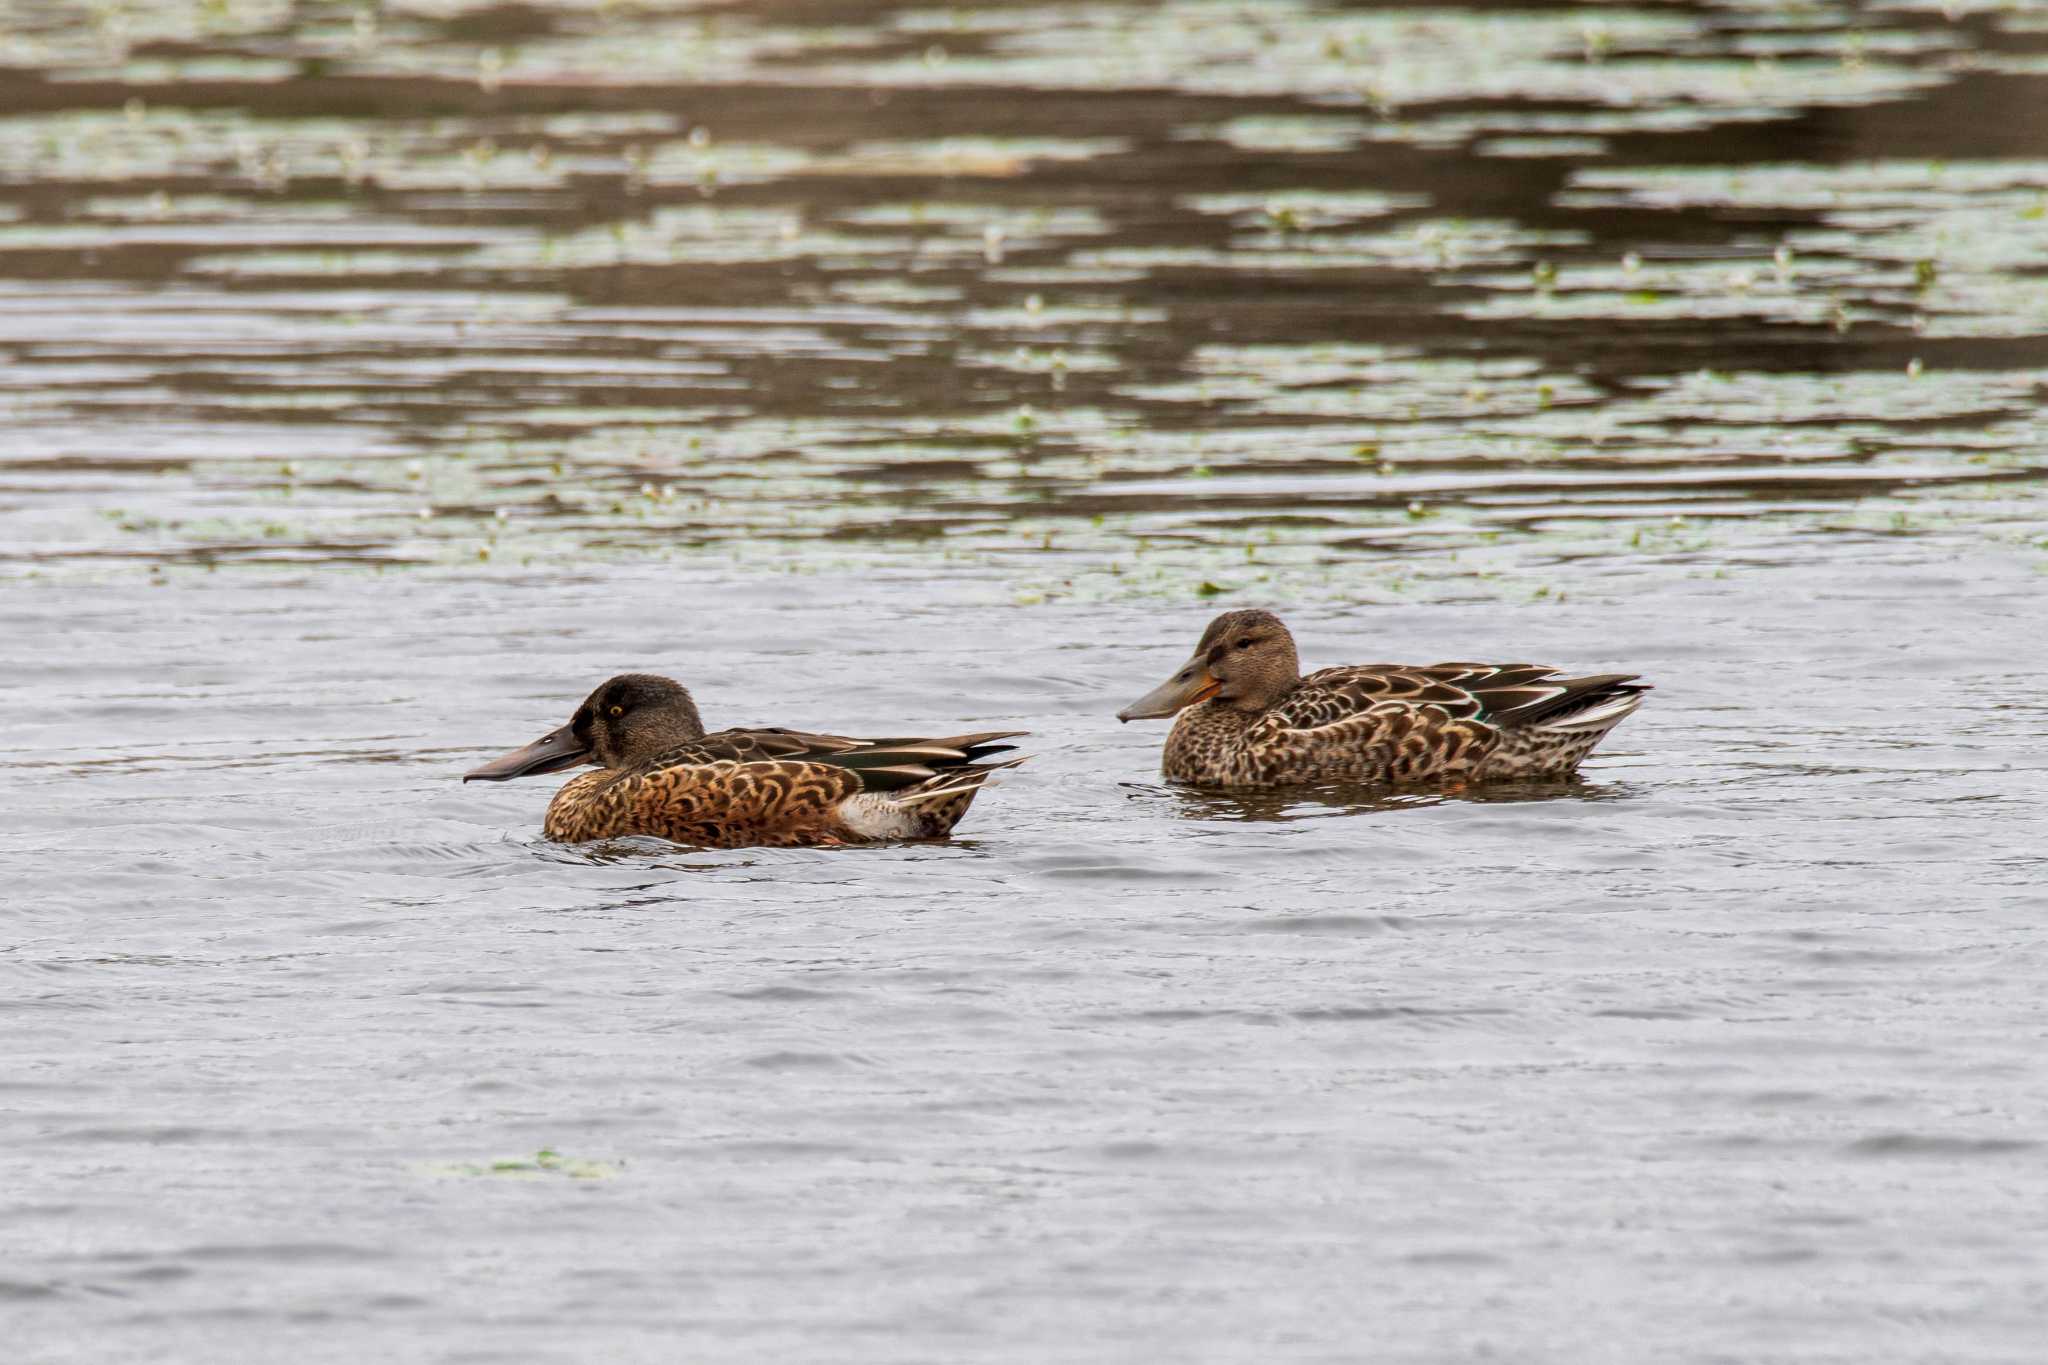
[465,673,1024,848]
[1115,609,1647,787]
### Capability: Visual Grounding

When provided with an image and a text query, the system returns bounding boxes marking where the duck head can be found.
[1116,609,1302,721]
[464,673,707,781]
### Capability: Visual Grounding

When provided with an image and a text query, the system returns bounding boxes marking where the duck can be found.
[465,673,1025,848]
[1115,609,1646,787]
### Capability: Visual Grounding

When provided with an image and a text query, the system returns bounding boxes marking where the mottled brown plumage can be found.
[1117,609,1647,787]
[465,674,1024,848]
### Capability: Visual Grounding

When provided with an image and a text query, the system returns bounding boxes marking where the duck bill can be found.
[463,725,590,782]
[1116,661,1222,723]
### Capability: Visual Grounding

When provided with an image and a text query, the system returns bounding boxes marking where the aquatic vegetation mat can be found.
[0,0,2043,592]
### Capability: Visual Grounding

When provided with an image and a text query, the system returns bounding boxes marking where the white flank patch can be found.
[837,792,921,840]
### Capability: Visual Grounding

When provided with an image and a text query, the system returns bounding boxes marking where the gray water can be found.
[4,0,2048,1359]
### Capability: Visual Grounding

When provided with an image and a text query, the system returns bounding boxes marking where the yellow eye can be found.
[608,705,623,717]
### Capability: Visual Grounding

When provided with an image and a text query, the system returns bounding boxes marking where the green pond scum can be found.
[0,0,2041,587]
[420,1148,624,1180]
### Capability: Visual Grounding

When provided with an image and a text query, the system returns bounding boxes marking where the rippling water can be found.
[5,0,2048,1358]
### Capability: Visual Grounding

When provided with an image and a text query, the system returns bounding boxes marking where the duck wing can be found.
[1399,664,1648,731]
[641,727,1026,793]
[1262,663,1645,737]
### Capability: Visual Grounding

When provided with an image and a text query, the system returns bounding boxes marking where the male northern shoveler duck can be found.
[1115,609,1647,787]
[465,673,1024,848]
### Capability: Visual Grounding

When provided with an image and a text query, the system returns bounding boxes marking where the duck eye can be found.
[1236,637,1254,650]
[608,705,624,717]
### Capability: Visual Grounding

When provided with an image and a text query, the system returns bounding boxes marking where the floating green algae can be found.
[420,1147,623,1180]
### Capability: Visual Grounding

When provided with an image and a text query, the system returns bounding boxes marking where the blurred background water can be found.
[3,0,2046,1360]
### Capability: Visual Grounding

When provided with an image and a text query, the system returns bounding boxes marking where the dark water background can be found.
[4,0,2047,1359]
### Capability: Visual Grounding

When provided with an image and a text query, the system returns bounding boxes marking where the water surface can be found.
[4,0,2047,1359]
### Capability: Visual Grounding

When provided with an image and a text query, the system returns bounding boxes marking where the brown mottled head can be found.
[1117,609,1302,722]
[464,673,707,782]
